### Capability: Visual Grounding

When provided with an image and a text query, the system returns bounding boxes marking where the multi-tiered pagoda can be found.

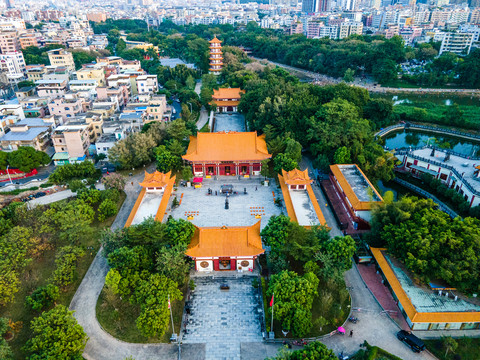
[209,36,223,75]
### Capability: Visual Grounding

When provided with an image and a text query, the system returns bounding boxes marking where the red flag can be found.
[269,294,274,307]
[168,298,171,309]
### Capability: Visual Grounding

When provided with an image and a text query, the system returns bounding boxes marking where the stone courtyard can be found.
[213,113,246,132]
[182,275,264,360]
[170,177,284,230]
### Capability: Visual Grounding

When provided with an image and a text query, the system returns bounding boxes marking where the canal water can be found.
[371,93,479,107]
[383,129,480,157]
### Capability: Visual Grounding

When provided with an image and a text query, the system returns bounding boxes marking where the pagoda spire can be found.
[209,36,223,75]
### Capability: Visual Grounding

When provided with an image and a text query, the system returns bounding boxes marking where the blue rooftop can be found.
[0,127,49,141]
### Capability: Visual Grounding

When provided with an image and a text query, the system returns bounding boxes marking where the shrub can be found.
[25,284,60,311]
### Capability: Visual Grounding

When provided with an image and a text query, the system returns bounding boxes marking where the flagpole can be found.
[271,292,274,335]
[169,294,175,335]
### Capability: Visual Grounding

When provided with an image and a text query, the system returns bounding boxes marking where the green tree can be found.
[7,147,50,172]
[155,145,179,173]
[442,336,458,357]
[185,75,196,90]
[343,68,355,82]
[167,118,190,142]
[25,284,60,311]
[267,271,319,337]
[25,305,88,360]
[284,138,302,164]
[273,153,297,174]
[156,243,190,285]
[0,317,13,360]
[288,341,336,360]
[98,199,118,222]
[373,59,398,84]
[320,235,356,271]
[50,246,86,289]
[260,215,291,254]
[68,179,86,193]
[133,274,182,337]
[333,146,351,164]
[165,218,195,246]
[363,98,396,130]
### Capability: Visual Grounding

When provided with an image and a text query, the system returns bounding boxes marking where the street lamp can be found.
[187,101,193,113]
[6,164,12,184]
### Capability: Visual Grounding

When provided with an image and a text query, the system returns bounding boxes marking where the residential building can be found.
[136,75,158,95]
[339,21,363,39]
[42,66,70,82]
[48,93,91,120]
[0,31,20,53]
[183,132,271,176]
[0,118,51,151]
[52,124,90,164]
[36,79,68,97]
[69,79,98,92]
[145,94,167,123]
[95,133,116,159]
[15,86,35,99]
[47,48,75,72]
[26,65,46,82]
[86,12,107,23]
[96,86,129,109]
[19,97,49,118]
[18,32,38,49]
[439,32,474,55]
[76,66,106,86]
[0,51,26,83]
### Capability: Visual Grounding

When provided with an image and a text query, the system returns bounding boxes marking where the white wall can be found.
[196,259,213,272]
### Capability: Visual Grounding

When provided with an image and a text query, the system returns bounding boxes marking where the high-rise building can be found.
[5,0,14,8]
[209,37,223,76]
[439,32,474,55]
[47,48,75,72]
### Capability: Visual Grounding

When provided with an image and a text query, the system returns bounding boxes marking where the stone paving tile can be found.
[182,276,264,360]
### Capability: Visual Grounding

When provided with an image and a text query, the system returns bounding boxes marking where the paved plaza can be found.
[182,275,264,360]
[214,113,246,132]
[170,178,284,230]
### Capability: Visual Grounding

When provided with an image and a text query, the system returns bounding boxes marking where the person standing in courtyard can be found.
[350,330,353,337]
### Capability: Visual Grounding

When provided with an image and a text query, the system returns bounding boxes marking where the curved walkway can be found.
[69,170,205,360]
[376,123,480,142]
[393,178,459,218]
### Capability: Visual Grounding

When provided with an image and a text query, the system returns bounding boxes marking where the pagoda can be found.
[209,36,223,75]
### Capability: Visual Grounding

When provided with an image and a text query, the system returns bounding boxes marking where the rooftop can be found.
[372,248,480,323]
[159,58,195,69]
[186,222,264,258]
[183,132,271,162]
[15,118,50,127]
[96,134,117,143]
[212,88,245,100]
[0,126,49,141]
[330,164,383,210]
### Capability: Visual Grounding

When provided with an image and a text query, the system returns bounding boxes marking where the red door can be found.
[213,259,219,271]
[230,259,236,270]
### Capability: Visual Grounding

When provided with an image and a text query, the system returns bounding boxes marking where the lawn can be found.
[0,191,126,359]
[351,341,403,360]
[96,283,187,343]
[425,337,480,360]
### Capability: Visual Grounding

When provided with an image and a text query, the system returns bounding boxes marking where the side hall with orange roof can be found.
[182,131,271,177]
[124,170,176,228]
[371,248,480,331]
[330,164,383,225]
[278,168,327,227]
[210,87,245,112]
[186,221,264,272]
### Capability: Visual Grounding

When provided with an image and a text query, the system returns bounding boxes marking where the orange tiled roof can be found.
[282,168,312,186]
[209,37,222,43]
[330,164,383,211]
[210,100,240,107]
[139,170,172,188]
[182,132,271,162]
[278,172,327,227]
[186,222,264,258]
[212,88,245,100]
[371,248,480,323]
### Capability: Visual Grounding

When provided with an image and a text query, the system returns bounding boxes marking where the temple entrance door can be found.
[224,166,231,175]
[219,257,231,270]
[241,165,247,174]
[227,106,233,112]
[207,166,215,175]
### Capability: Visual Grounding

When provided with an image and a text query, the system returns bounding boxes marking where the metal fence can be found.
[376,123,480,143]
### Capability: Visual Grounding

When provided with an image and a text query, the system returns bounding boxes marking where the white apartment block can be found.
[439,32,474,55]
[0,51,26,84]
[136,75,158,95]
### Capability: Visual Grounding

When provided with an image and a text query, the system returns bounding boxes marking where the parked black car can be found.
[397,330,425,352]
